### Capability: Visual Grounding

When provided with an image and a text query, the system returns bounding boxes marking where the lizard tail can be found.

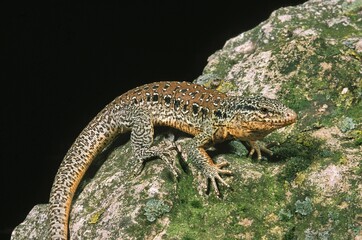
[48,106,119,240]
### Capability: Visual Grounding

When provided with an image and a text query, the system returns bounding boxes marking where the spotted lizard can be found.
[49,81,297,239]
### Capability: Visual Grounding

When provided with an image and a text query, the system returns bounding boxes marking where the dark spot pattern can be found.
[164,95,171,106]
[146,93,151,102]
[192,103,199,115]
[174,99,181,110]
[214,110,223,118]
[201,108,209,120]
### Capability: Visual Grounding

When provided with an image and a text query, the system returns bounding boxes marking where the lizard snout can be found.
[285,109,297,124]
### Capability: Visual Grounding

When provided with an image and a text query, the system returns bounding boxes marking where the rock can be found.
[11,205,48,240]
[12,0,362,239]
[13,136,180,239]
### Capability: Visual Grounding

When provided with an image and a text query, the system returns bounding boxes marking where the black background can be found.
[2,0,307,238]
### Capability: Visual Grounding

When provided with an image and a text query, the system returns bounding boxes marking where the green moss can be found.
[352,130,362,146]
[203,55,237,79]
[279,58,299,75]
[166,139,359,239]
[280,175,362,239]
[275,34,361,127]
[279,157,312,182]
[310,194,360,239]
[167,175,225,238]
[272,133,323,182]
[167,158,293,239]
[190,200,203,209]
[282,88,312,113]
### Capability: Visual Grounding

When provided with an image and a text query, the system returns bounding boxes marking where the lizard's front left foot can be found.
[204,161,233,198]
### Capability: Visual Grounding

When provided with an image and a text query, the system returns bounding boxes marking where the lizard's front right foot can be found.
[243,140,274,160]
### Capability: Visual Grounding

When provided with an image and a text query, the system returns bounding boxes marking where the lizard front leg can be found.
[243,140,274,160]
[179,132,232,197]
[130,108,179,178]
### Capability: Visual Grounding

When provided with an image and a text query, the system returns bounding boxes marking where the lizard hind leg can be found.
[130,110,180,179]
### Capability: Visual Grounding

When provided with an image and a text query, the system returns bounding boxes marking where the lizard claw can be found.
[156,140,180,180]
[215,161,230,169]
[160,152,181,180]
[244,140,274,160]
[208,174,230,198]
[132,139,179,179]
[133,161,145,176]
[205,162,232,197]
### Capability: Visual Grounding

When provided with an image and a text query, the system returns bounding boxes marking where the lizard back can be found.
[112,81,227,135]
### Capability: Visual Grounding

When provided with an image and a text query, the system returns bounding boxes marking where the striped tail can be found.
[48,107,119,240]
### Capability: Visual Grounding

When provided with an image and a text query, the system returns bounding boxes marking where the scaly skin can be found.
[49,81,297,239]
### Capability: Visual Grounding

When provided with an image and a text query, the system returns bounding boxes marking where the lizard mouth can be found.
[261,109,297,126]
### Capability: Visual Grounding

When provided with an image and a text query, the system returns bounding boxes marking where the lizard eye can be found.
[260,107,269,113]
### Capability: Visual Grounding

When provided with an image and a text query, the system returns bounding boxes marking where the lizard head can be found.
[223,96,297,139]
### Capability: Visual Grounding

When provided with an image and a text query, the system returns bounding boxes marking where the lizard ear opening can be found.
[260,107,269,114]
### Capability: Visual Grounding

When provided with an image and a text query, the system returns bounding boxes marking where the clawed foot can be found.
[243,140,277,160]
[205,161,233,198]
[157,140,180,179]
[132,140,180,180]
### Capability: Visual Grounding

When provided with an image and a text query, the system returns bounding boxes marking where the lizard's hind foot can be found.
[157,140,181,180]
[132,140,180,180]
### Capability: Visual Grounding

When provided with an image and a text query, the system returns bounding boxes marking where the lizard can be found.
[49,81,297,240]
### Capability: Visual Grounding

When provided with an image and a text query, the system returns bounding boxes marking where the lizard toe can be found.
[215,161,229,168]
